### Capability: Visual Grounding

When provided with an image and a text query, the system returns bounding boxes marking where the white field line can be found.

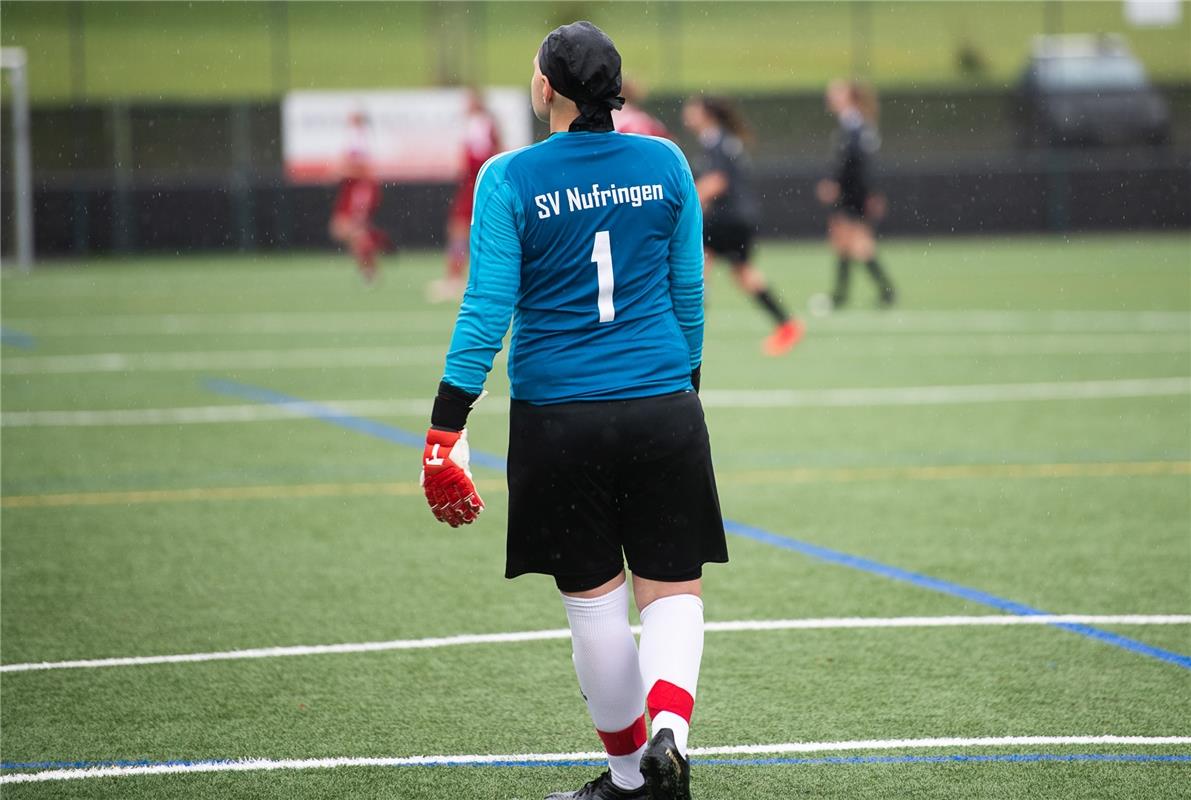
[783,334,1191,356]
[5,309,1189,336]
[4,336,1189,375]
[1,311,451,336]
[4,377,1190,427]
[697,377,1191,410]
[3,615,1188,674]
[3,735,1190,784]
[0,400,422,427]
[795,310,1191,333]
[778,333,1191,355]
[0,346,449,374]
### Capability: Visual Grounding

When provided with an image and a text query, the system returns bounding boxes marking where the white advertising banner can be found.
[1124,0,1182,27]
[282,88,532,184]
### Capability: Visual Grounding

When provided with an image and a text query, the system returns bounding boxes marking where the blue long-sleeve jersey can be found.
[442,130,704,404]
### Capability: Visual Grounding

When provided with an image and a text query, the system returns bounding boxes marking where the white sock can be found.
[638,593,704,757]
[562,582,647,791]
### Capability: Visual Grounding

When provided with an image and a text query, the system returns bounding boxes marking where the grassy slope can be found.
[1,235,1189,798]
[3,1,1191,101]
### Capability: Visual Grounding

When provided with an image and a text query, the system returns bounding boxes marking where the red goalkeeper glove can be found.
[421,427,484,527]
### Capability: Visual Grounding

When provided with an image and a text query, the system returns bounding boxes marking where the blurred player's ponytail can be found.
[699,95,755,147]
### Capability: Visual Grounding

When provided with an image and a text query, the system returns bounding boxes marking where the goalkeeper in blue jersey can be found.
[419,21,727,800]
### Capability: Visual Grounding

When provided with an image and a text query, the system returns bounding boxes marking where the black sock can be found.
[865,258,895,300]
[753,288,789,325]
[832,257,851,305]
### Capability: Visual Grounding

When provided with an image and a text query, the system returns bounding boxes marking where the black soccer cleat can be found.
[638,728,691,800]
[544,770,649,800]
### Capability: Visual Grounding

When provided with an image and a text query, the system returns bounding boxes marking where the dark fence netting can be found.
[2,87,1189,256]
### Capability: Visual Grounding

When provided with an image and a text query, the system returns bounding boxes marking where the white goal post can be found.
[1,47,33,271]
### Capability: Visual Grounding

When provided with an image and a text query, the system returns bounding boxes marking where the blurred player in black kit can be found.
[816,79,895,309]
[683,95,804,356]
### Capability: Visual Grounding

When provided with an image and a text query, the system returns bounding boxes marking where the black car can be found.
[1014,35,1171,148]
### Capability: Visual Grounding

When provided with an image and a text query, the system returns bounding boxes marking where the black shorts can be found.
[704,218,754,265]
[505,391,728,592]
[833,192,867,220]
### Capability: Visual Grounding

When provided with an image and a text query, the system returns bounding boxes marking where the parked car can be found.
[1014,34,1171,148]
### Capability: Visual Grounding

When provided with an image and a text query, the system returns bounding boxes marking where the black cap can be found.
[537,21,624,132]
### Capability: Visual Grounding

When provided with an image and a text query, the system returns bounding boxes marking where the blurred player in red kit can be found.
[428,88,502,303]
[613,79,669,138]
[328,111,393,284]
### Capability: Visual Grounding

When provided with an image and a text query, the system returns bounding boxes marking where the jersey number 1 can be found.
[590,230,615,323]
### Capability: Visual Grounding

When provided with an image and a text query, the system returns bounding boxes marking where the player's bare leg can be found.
[429,217,469,303]
[346,225,378,283]
[328,214,355,249]
[730,264,804,356]
[350,232,378,284]
[846,220,894,307]
[828,215,852,308]
[330,215,379,284]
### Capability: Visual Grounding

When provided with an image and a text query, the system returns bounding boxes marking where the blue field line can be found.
[204,378,507,471]
[3,752,1190,773]
[2,759,165,770]
[722,520,1191,670]
[693,753,1191,767]
[0,327,35,349]
[202,378,1191,671]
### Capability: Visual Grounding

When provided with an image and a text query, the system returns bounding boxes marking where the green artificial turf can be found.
[1,234,1189,798]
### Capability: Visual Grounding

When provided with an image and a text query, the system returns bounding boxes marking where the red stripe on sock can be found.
[647,680,694,724]
[596,715,648,756]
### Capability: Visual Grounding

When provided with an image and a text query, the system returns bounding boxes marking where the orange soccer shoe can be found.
[762,319,805,356]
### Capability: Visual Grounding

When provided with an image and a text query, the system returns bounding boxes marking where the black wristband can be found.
[690,364,701,394]
[430,381,479,432]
